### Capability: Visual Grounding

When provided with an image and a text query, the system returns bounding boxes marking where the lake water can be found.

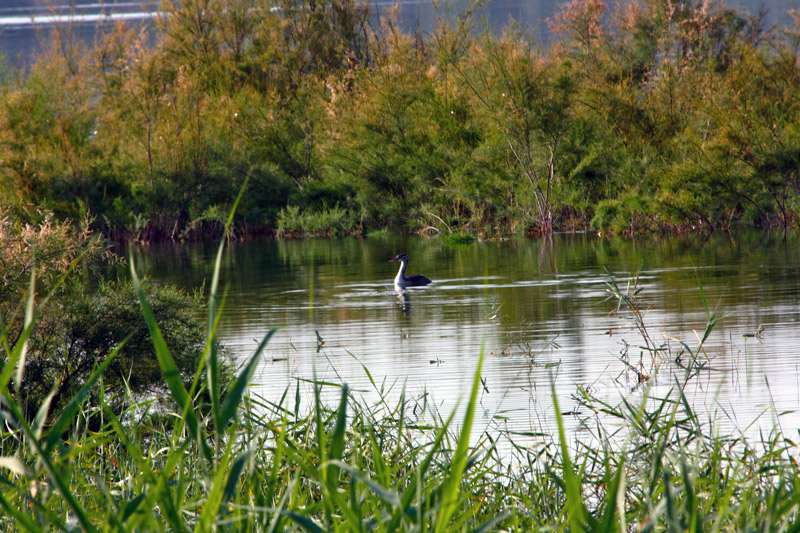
[130,232,800,446]
[2,0,798,67]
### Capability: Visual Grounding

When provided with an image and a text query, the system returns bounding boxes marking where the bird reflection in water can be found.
[395,288,410,314]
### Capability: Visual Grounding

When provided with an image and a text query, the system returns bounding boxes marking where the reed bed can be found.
[2,230,800,530]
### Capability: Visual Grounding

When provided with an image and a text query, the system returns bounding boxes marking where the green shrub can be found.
[22,279,210,418]
[276,204,359,236]
[590,198,621,232]
[3,0,800,236]
[0,213,219,420]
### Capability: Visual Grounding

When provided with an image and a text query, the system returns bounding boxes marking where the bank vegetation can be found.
[1,0,799,239]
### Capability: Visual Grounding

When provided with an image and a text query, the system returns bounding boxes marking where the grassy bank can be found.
[1,0,799,239]
[2,232,800,530]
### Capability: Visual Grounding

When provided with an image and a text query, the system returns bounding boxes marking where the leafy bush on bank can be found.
[0,214,215,419]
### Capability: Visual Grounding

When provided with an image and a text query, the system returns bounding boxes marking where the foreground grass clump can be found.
[2,241,800,530]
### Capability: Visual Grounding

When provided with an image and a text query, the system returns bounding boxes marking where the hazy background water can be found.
[2,0,798,67]
[127,232,800,445]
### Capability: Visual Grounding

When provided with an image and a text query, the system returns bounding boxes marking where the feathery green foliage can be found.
[3,0,800,237]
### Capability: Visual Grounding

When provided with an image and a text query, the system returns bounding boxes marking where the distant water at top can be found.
[0,1,155,65]
[1,0,798,67]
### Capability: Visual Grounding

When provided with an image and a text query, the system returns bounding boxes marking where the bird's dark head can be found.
[389,253,409,263]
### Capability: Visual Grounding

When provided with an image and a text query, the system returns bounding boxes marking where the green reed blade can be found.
[0,393,97,533]
[220,329,276,428]
[326,384,349,485]
[334,460,403,507]
[13,269,35,392]
[207,178,248,434]
[596,456,625,532]
[223,450,251,504]
[386,407,457,530]
[207,239,225,442]
[196,436,236,532]
[434,344,485,533]
[0,313,35,391]
[130,253,208,460]
[44,338,124,452]
[471,511,512,533]
[121,493,147,522]
[281,510,324,532]
[368,427,389,486]
[265,418,288,508]
[102,404,185,531]
[551,380,588,532]
[33,387,57,442]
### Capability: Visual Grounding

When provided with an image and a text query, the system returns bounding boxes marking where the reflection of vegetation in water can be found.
[3,231,800,529]
[122,230,800,351]
[2,0,800,238]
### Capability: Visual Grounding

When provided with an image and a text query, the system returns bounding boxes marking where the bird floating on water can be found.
[389,253,431,289]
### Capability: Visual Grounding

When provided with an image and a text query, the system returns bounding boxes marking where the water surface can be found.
[131,232,800,444]
[3,0,798,67]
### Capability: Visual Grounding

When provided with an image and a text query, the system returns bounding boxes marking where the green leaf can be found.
[281,510,324,533]
[326,383,349,485]
[219,329,276,427]
[44,339,124,452]
[130,254,208,460]
[552,380,588,532]
[223,450,251,504]
[121,493,147,522]
[434,343,485,532]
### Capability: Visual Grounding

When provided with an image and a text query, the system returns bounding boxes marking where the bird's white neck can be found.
[393,259,409,288]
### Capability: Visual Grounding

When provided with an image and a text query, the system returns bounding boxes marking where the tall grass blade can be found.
[219,329,276,427]
[13,270,35,392]
[472,512,513,533]
[327,384,349,481]
[102,405,189,532]
[552,380,587,532]
[196,436,236,532]
[281,511,324,533]
[334,460,402,506]
[0,395,97,533]
[595,456,625,532]
[208,177,249,435]
[130,253,208,460]
[121,493,147,522]
[434,345,485,532]
[663,470,682,532]
[44,339,125,451]
[386,407,458,530]
[32,387,56,441]
[315,390,364,525]
[223,450,251,503]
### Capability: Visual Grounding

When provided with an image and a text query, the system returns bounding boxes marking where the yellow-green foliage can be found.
[1,0,799,237]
